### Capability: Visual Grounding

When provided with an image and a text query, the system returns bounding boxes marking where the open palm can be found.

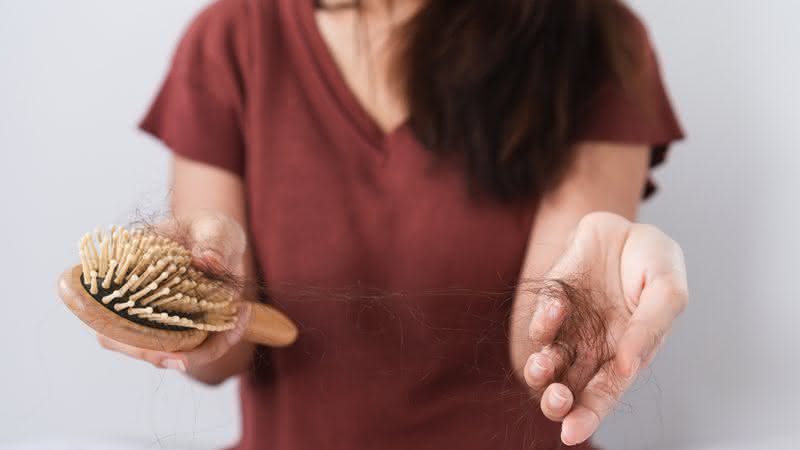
[522,212,688,446]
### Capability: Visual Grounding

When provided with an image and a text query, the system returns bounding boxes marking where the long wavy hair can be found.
[319,0,643,202]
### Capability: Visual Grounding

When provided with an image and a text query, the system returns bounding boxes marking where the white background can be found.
[1,1,798,449]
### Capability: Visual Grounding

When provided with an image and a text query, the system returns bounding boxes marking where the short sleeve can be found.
[576,10,685,198]
[139,0,250,177]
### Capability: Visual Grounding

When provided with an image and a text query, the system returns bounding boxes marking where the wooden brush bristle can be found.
[77,226,237,332]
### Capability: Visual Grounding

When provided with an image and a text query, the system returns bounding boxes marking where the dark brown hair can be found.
[322,0,643,202]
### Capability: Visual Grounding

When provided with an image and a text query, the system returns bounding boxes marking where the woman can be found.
[98,0,688,448]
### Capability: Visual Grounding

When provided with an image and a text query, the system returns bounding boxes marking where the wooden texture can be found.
[58,265,298,351]
[58,265,207,352]
[243,302,298,347]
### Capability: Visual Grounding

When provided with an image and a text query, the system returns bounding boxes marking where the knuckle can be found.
[663,283,689,315]
[652,276,689,316]
[674,282,689,307]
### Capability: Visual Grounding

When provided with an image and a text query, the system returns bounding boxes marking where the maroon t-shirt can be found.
[140,1,684,449]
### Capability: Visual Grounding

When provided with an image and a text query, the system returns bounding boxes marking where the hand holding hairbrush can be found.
[57,223,298,354]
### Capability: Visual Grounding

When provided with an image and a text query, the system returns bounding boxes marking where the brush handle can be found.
[243,303,298,347]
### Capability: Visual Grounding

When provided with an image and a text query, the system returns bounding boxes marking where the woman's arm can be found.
[169,155,258,384]
[97,155,257,385]
[509,141,649,375]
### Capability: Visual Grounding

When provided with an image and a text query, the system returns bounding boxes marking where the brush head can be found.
[58,226,240,352]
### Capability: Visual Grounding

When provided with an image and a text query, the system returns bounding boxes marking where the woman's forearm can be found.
[170,155,260,384]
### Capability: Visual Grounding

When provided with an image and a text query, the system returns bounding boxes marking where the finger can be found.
[560,357,638,446]
[528,297,567,351]
[96,334,187,370]
[524,344,571,397]
[524,353,555,393]
[184,302,252,367]
[540,383,574,422]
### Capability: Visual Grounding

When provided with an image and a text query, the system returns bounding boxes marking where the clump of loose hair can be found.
[528,278,618,393]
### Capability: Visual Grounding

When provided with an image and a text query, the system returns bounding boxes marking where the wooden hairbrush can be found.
[57,226,297,352]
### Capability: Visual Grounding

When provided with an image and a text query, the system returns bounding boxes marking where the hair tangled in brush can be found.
[133,216,248,290]
[76,225,239,332]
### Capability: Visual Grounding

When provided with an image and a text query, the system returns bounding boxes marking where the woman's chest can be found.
[239,8,538,341]
[244,109,535,289]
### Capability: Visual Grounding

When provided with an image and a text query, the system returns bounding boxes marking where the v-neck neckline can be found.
[297,0,410,149]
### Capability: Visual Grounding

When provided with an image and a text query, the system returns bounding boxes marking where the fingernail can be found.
[548,389,569,409]
[548,301,563,320]
[528,355,549,379]
[561,427,575,446]
[162,359,186,372]
[199,249,224,266]
[195,249,227,274]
